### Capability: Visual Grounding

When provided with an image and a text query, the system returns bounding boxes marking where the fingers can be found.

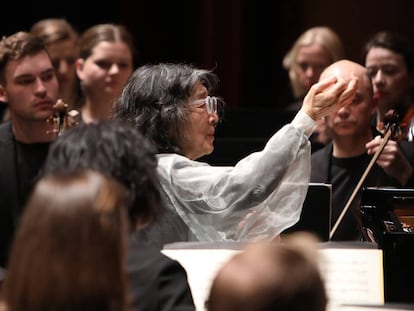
[367,138,398,156]
[318,76,358,116]
[365,137,412,185]
[369,139,400,170]
[376,149,410,184]
[310,75,338,94]
[338,77,359,108]
[322,75,348,97]
[365,135,382,154]
[301,76,357,121]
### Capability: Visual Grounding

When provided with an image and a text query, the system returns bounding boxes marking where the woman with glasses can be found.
[114,62,357,246]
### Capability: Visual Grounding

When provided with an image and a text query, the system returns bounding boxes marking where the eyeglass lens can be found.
[206,96,217,114]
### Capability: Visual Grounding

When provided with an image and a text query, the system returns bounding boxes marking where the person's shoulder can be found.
[311,143,331,164]
[0,122,12,141]
[157,153,189,162]
[312,142,331,155]
[157,153,208,169]
[126,241,195,311]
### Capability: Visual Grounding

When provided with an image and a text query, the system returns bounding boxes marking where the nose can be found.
[305,66,315,78]
[337,104,350,118]
[209,112,219,126]
[58,60,69,74]
[34,78,47,96]
[373,70,385,85]
[108,64,120,75]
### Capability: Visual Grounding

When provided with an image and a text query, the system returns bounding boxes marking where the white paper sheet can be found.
[163,244,384,311]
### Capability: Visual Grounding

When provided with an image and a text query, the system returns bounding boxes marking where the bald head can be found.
[320,60,373,98]
[321,60,377,154]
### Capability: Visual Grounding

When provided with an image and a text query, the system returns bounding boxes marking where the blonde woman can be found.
[283,27,345,148]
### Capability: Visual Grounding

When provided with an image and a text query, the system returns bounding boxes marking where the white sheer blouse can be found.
[154,111,316,243]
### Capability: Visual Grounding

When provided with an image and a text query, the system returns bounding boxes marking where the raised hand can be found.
[301,75,358,120]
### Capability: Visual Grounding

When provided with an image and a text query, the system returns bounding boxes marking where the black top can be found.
[311,142,403,241]
[0,122,50,268]
[330,153,373,240]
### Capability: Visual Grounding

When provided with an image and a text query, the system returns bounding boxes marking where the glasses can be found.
[191,96,218,114]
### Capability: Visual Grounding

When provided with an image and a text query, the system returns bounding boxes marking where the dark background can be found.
[3,0,414,110]
[3,0,414,163]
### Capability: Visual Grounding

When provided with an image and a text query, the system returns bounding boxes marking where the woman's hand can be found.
[301,75,358,121]
[366,136,413,185]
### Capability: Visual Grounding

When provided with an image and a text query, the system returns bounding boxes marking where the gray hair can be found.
[114,63,223,154]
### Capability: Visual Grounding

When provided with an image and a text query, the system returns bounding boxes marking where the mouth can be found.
[207,133,215,142]
[334,121,354,127]
[373,92,384,100]
[34,100,54,109]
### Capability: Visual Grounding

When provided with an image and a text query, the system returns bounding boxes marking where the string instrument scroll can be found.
[329,110,401,240]
[47,99,80,136]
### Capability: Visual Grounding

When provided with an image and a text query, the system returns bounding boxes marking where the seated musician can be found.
[311,59,414,241]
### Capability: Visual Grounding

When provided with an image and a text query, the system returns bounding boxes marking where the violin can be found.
[377,110,405,141]
[46,99,80,136]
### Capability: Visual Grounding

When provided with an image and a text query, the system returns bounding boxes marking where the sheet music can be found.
[319,248,384,305]
[163,244,384,311]
[162,248,240,311]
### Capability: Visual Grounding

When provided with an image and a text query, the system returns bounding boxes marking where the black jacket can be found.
[0,122,50,268]
[127,236,195,311]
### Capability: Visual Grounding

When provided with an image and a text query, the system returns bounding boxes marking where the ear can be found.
[75,59,85,81]
[0,84,7,103]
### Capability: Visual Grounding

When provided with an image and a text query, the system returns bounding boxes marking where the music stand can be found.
[282,183,332,241]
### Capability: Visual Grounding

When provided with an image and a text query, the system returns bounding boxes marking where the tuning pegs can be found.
[53,98,67,116]
[383,109,400,125]
[46,99,80,136]
[383,109,405,140]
